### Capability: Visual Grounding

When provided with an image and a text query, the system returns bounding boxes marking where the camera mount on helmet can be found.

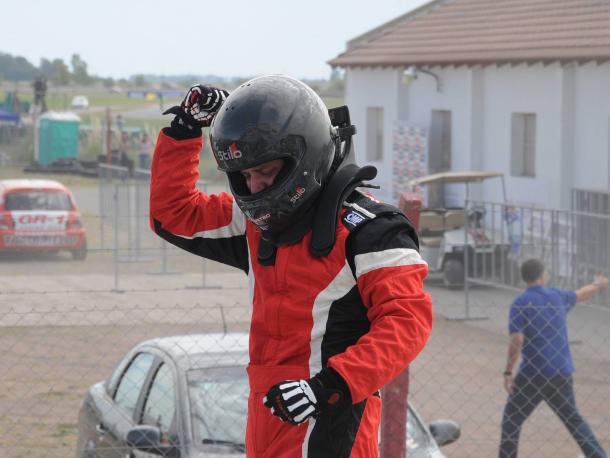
[328,105,357,169]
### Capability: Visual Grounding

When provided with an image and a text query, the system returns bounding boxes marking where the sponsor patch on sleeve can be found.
[342,209,372,230]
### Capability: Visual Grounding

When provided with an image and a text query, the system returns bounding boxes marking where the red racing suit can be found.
[150,130,433,457]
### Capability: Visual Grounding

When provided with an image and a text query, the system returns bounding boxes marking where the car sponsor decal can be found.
[11,211,69,231]
[3,234,78,247]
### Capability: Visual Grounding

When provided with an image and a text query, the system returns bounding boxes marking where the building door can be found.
[428,110,452,207]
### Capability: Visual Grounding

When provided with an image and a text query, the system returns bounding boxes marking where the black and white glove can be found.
[179,84,229,127]
[264,379,319,425]
[263,368,351,426]
[163,85,229,136]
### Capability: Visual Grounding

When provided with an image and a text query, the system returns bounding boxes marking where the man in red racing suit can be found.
[150,77,432,457]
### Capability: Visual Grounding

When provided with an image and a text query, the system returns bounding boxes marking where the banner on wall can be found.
[392,121,428,204]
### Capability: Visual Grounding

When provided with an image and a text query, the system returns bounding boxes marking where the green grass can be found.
[2,87,342,184]
[124,116,168,132]
[52,423,78,439]
[323,96,345,109]
[7,88,178,112]
[0,165,99,187]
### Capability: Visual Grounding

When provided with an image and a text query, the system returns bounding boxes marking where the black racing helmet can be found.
[210,75,336,233]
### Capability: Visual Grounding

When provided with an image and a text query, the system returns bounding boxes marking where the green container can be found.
[37,112,81,166]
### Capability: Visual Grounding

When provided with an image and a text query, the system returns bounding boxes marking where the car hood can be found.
[192,452,244,458]
[190,448,444,458]
[188,444,445,458]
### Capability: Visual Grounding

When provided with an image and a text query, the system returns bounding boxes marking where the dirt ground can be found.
[1,252,609,457]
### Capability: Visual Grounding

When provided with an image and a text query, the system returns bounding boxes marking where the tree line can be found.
[0,50,345,94]
[0,51,117,87]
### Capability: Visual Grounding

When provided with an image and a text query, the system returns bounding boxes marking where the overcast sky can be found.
[2,0,430,80]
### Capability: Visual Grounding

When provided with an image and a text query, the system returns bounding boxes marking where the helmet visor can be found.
[227,156,296,200]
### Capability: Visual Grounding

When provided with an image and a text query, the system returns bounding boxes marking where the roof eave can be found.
[329,55,610,69]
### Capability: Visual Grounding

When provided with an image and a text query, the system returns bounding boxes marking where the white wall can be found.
[346,66,474,203]
[573,62,610,194]
[345,69,401,203]
[401,66,474,205]
[345,62,610,209]
[480,64,561,206]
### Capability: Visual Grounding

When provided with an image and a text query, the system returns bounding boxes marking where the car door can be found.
[97,351,156,457]
[133,361,180,457]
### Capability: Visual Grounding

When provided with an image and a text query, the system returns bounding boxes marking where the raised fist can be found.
[163,85,229,130]
[180,85,229,127]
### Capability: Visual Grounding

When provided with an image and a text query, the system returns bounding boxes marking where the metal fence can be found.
[462,200,610,293]
[1,176,609,457]
[97,164,222,291]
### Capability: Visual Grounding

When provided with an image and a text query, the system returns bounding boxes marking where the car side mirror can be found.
[428,419,461,447]
[126,426,180,457]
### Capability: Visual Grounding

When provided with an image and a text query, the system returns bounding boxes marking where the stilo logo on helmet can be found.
[289,186,306,205]
[216,143,243,161]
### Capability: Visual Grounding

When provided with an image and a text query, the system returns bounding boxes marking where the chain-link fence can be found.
[461,199,610,294]
[97,164,225,291]
[1,174,609,457]
[415,283,610,458]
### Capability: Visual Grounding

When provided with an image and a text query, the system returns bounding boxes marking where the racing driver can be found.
[149,75,432,457]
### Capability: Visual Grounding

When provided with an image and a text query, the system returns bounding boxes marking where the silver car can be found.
[77,333,459,457]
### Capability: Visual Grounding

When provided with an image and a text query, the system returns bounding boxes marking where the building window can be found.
[366,107,384,162]
[511,113,536,177]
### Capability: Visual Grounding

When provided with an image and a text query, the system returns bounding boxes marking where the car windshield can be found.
[5,191,72,211]
[407,406,433,452]
[188,366,431,455]
[188,366,247,453]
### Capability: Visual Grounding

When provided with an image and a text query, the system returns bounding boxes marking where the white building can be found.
[329,0,610,210]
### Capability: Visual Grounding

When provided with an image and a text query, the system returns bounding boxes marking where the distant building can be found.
[329,0,610,209]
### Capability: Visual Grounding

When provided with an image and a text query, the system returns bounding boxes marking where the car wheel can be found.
[72,242,87,261]
[443,259,464,288]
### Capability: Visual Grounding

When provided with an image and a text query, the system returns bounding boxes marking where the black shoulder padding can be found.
[341,192,402,233]
[309,164,377,257]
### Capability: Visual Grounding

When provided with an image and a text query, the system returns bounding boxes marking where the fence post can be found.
[134,178,142,259]
[126,176,133,260]
[185,257,222,290]
[380,367,409,458]
[464,201,471,317]
[160,238,169,274]
[113,182,121,292]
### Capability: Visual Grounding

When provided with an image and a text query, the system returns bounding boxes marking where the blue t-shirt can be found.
[509,286,577,377]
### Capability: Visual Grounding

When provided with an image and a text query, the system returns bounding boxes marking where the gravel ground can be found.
[1,256,608,457]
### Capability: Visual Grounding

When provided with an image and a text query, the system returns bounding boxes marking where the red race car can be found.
[0,179,87,260]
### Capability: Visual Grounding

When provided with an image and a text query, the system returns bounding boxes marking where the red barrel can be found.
[398,192,423,231]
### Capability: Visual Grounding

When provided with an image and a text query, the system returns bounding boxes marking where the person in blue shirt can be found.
[499,258,608,458]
